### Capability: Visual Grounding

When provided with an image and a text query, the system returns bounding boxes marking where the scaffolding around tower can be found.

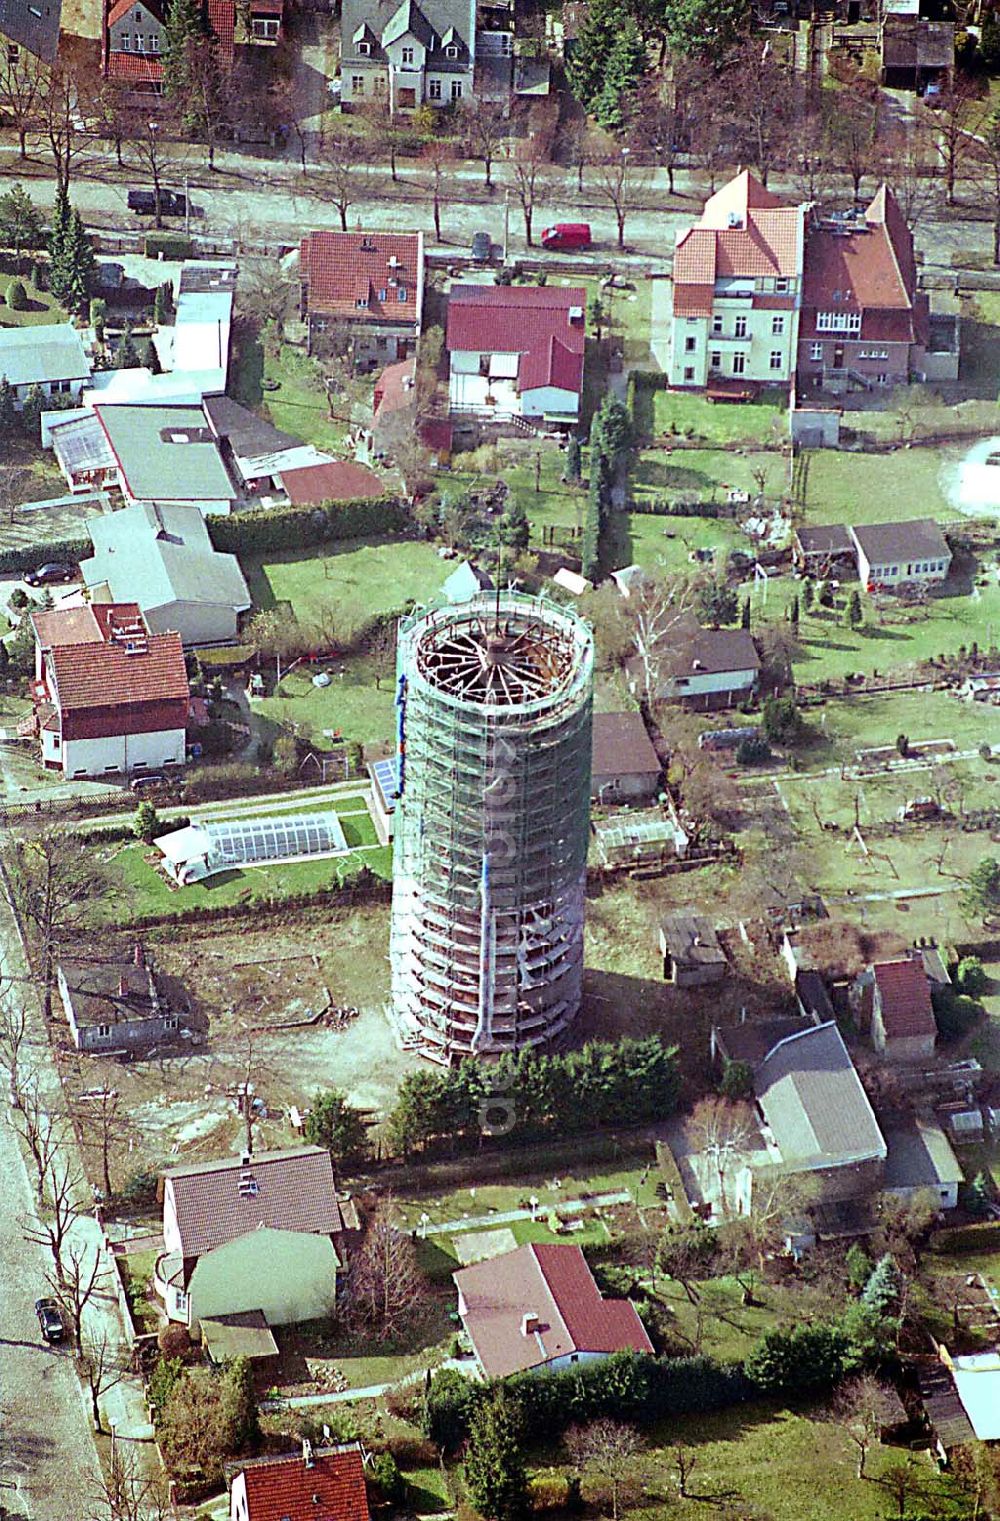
[390,590,594,1065]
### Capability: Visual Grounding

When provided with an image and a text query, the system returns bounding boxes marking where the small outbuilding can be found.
[591,711,661,805]
[659,912,726,987]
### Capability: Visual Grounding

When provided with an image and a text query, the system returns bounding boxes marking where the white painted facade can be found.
[668,287,800,390]
[58,727,186,779]
[851,540,951,588]
[448,353,579,421]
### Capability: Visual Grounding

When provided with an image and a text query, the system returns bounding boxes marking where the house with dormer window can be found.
[340,0,476,112]
[299,229,424,368]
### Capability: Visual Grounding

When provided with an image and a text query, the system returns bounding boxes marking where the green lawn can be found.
[651,388,787,445]
[0,262,68,329]
[98,836,391,923]
[395,1160,656,1233]
[256,343,364,454]
[526,1403,970,1521]
[246,538,447,639]
[254,660,397,749]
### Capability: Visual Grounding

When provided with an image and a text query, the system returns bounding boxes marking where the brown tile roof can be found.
[671,281,715,318]
[163,1145,347,1258]
[454,1243,653,1378]
[300,230,422,322]
[46,626,188,713]
[672,227,717,287]
[280,460,385,504]
[232,1443,370,1521]
[206,0,235,61]
[669,624,760,678]
[872,958,936,1040]
[591,711,660,780]
[802,186,919,339]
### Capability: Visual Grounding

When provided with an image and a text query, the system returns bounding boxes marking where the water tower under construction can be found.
[389,590,594,1064]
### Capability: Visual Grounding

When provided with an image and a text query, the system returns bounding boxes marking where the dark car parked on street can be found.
[127,188,187,217]
[35,1298,65,1344]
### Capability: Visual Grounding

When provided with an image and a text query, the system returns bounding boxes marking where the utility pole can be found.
[184,174,190,238]
[503,190,509,263]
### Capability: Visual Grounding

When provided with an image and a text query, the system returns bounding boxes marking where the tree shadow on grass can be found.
[404,1482,448,1514]
[633,457,714,494]
[858,624,910,642]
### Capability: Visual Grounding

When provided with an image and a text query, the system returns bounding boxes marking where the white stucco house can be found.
[453,1242,653,1378]
[446,285,586,425]
[156,1146,359,1333]
[849,519,951,590]
[340,0,475,113]
[0,323,91,408]
[644,624,761,710]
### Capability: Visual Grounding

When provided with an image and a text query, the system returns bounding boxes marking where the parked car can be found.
[540,222,592,251]
[24,563,76,587]
[130,772,168,794]
[471,231,492,262]
[127,188,187,217]
[35,1298,65,1344]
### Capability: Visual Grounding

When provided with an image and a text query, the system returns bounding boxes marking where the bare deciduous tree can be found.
[565,1421,642,1521]
[511,134,546,247]
[0,997,31,1106]
[624,576,695,704]
[87,1441,171,1521]
[593,151,649,250]
[237,262,296,340]
[78,1327,129,1431]
[687,1096,755,1217]
[931,73,984,205]
[462,96,508,188]
[49,1236,110,1344]
[0,52,46,158]
[23,1154,83,1283]
[672,1443,698,1498]
[829,1375,898,1480]
[422,139,454,243]
[73,1088,127,1200]
[347,1196,421,1339]
[14,1082,64,1200]
[0,835,105,1018]
[38,63,93,193]
[321,130,370,231]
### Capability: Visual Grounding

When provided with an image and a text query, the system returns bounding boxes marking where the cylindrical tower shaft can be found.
[390,592,594,1064]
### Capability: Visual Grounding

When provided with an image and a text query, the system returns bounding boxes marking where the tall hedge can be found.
[207,496,408,556]
[388,1034,680,1156]
[423,1352,750,1451]
[0,537,90,575]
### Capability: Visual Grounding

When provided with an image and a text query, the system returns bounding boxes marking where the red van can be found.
[540,222,592,251]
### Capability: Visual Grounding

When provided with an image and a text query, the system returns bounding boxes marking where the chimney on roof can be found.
[118,975,127,998]
[521,1312,540,1337]
[692,933,701,947]
[692,659,704,671]
[241,1151,251,1166]
[727,212,743,229]
[302,1437,314,1468]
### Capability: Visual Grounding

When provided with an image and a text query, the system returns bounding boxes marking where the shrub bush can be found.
[931,984,984,1040]
[6,278,27,310]
[144,232,192,259]
[745,1325,849,1397]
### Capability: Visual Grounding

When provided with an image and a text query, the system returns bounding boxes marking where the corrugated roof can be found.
[163,1145,347,1258]
[454,1242,652,1379]
[755,1022,886,1168]
[301,230,423,322]
[872,957,936,1039]
[233,1443,370,1521]
[0,324,90,389]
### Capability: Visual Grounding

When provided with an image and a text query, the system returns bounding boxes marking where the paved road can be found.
[0,139,994,270]
[0,1046,101,1520]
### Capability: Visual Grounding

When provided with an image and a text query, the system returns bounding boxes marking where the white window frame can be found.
[401,45,414,64]
[450,79,463,99]
[684,335,696,353]
[397,286,408,302]
[351,74,365,92]
[711,315,723,335]
[445,42,458,57]
[771,315,784,335]
[734,315,747,338]
[428,77,441,98]
[809,341,822,361]
[816,310,862,334]
[358,39,371,54]
[710,350,721,369]
[732,352,746,375]
[769,351,782,370]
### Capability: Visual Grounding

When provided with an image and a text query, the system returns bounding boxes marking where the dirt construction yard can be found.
[55,906,421,1184]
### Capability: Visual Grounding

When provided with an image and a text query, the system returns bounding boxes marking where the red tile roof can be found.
[373,356,416,420]
[280,460,384,504]
[107,50,164,80]
[446,285,586,397]
[163,1145,348,1259]
[107,0,145,26]
[673,171,801,289]
[300,231,422,322]
[802,185,919,338]
[31,602,142,651]
[206,0,235,61]
[454,1243,653,1379]
[235,1444,370,1521]
[873,958,936,1040]
[671,281,715,318]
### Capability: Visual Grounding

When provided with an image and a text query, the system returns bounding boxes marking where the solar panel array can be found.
[371,756,400,811]
[203,812,347,868]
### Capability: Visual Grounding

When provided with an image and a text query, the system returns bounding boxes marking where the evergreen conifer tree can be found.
[162,0,206,98]
[0,377,16,437]
[861,1254,902,1316]
[594,21,648,129]
[142,338,162,374]
[464,1391,529,1521]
